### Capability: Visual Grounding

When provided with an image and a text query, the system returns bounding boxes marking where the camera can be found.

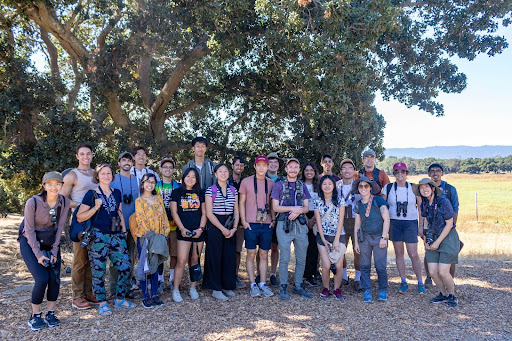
[256,206,268,222]
[42,250,57,268]
[396,201,408,217]
[110,216,122,233]
[423,228,436,246]
[186,230,197,237]
[49,208,56,223]
[80,229,93,248]
[283,218,293,234]
[297,214,307,225]
[123,193,133,205]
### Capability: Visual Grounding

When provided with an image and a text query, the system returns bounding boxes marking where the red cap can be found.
[254,155,269,165]
[393,162,408,172]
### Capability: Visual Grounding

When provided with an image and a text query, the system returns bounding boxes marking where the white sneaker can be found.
[172,290,183,303]
[250,285,261,297]
[212,290,228,301]
[259,283,274,297]
[189,287,199,300]
[222,289,236,297]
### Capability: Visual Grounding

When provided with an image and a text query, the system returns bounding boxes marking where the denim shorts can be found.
[316,233,346,246]
[245,223,273,251]
[389,219,418,243]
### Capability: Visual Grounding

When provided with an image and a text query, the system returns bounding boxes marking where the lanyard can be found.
[216,183,230,214]
[98,186,116,217]
[254,175,268,210]
[394,182,409,206]
[119,175,133,196]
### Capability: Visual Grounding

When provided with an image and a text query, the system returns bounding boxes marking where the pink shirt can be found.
[239,176,274,224]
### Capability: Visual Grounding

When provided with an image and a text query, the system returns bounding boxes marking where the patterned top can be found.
[133,195,171,238]
[313,197,346,236]
[421,196,454,235]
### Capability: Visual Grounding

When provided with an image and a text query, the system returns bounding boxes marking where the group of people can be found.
[19,137,462,331]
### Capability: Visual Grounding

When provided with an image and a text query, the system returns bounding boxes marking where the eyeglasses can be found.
[160,166,174,170]
[341,167,354,171]
[428,169,442,174]
[394,170,406,174]
[49,208,56,223]
[144,181,157,185]
[358,184,370,189]
[45,183,63,188]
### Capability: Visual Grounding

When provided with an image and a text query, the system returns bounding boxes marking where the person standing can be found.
[130,146,160,184]
[155,157,181,292]
[60,143,98,310]
[20,172,70,330]
[353,176,390,303]
[336,159,363,291]
[320,154,341,182]
[355,149,390,196]
[271,158,313,300]
[302,162,321,287]
[182,136,216,191]
[110,152,139,296]
[382,163,425,295]
[229,156,247,289]
[266,152,284,183]
[239,156,275,298]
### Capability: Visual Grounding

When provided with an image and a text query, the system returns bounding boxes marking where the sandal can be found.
[114,298,136,309]
[98,303,112,316]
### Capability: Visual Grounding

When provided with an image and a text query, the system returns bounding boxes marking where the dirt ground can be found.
[1,215,511,341]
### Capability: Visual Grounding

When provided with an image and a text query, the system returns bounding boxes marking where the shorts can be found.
[176,227,206,242]
[236,226,245,253]
[167,230,177,257]
[425,229,460,265]
[343,218,355,246]
[272,226,278,244]
[245,223,273,251]
[389,219,418,243]
[316,234,346,247]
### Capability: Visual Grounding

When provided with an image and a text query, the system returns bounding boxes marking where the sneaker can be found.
[418,283,427,295]
[72,297,91,310]
[279,284,290,300]
[153,295,164,306]
[398,282,408,294]
[341,277,350,286]
[320,287,330,299]
[250,285,261,297]
[28,314,46,331]
[255,274,261,285]
[353,280,363,292]
[158,281,164,295]
[430,292,449,304]
[212,290,228,301]
[378,289,388,301]
[142,297,153,308]
[364,289,373,303]
[445,294,458,308]
[425,277,433,289]
[44,311,60,327]
[293,283,314,298]
[304,277,319,287]
[172,289,183,303]
[333,288,344,300]
[189,287,199,300]
[236,276,246,289]
[259,283,274,297]
[222,289,236,297]
[269,274,279,287]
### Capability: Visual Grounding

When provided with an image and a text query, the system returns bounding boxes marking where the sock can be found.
[342,268,348,281]
[259,282,266,289]
[169,269,175,282]
[401,278,407,283]
[47,310,55,315]
[355,270,361,281]
[33,312,42,317]
[270,273,276,277]
[418,279,423,285]
[158,274,164,282]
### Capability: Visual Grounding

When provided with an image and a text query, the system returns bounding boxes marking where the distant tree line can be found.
[379,156,512,175]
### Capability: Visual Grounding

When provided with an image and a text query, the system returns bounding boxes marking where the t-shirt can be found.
[82,188,122,234]
[111,174,139,230]
[228,175,243,191]
[239,176,274,224]
[320,173,341,182]
[313,197,346,236]
[421,197,454,235]
[355,196,389,236]
[383,182,418,220]
[355,169,390,190]
[305,183,319,211]
[130,167,160,184]
[266,173,283,183]
[155,180,181,231]
[170,188,204,230]
[336,180,361,219]
[271,180,311,207]
[205,185,237,215]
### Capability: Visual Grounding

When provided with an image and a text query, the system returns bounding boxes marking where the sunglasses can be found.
[358,184,370,189]
[394,170,406,174]
[49,208,56,223]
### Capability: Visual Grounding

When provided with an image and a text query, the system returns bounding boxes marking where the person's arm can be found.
[314,209,328,247]
[429,218,453,251]
[118,203,126,233]
[239,192,250,230]
[157,196,171,236]
[170,201,188,238]
[205,196,230,237]
[230,194,240,238]
[77,191,102,222]
[23,197,46,262]
[197,199,208,237]
[379,205,390,249]
[416,196,423,237]
[60,171,79,208]
[451,186,459,225]
[51,196,70,257]
[353,213,362,254]
[333,206,345,251]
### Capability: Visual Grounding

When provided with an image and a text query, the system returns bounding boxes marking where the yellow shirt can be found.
[133,195,171,238]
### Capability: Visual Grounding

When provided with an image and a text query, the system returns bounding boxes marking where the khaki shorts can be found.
[167,230,178,258]
[236,226,245,253]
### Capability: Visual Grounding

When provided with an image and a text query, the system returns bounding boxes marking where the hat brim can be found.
[412,182,443,197]
[352,178,380,195]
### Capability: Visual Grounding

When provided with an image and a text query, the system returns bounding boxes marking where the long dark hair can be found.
[181,167,201,193]
[140,173,157,195]
[419,184,439,214]
[318,175,339,206]
[301,162,320,193]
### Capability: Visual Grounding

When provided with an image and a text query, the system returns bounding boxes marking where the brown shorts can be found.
[236,226,245,253]
[167,230,178,258]
[343,218,356,247]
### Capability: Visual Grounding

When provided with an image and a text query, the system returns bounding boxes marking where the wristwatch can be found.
[380,236,388,240]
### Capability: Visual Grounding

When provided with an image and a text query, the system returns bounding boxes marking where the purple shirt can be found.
[271,180,311,206]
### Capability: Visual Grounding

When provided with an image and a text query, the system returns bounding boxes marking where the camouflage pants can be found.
[88,231,132,302]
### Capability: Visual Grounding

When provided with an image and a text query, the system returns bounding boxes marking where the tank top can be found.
[70,169,97,204]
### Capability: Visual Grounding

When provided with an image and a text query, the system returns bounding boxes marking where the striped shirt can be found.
[205,185,237,215]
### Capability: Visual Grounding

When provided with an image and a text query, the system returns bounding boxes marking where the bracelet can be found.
[198,226,204,231]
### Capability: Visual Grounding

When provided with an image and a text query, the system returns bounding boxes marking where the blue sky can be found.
[377,28,512,149]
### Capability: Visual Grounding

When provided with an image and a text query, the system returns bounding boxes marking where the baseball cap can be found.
[340,158,356,169]
[117,151,134,161]
[42,171,64,184]
[160,157,175,167]
[362,149,376,157]
[393,162,408,172]
[285,158,300,166]
[254,155,269,165]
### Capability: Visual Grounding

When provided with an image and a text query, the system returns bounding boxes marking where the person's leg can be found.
[46,249,62,303]
[88,233,109,303]
[316,241,331,289]
[258,223,272,284]
[405,242,423,281]
[292,225,309,288]
[109,261,118,296]
[358,236,372,291]
[438,263,455,295]
[109,234,132,300]
[258,249,269,284]
[271,226,279,275]
[20,237,49,312]
[334,252,345,289]
[247,249,257,283]
[373,236,388,291]
[276,221,292,285]
[304,229,318,280]
[189,241,204,288]
[150,271,159,297]
[204,223,223,291]
[173,240,191,289]
[427,262,447,295]
[221,228,237,290]
[394,241,406,280]
[168,230,178,285]
[71,241,88,299]
[235,227,244,276]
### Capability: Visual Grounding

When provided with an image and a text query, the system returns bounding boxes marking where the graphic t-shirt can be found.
[170,188,204,230]
[155,180,181,231]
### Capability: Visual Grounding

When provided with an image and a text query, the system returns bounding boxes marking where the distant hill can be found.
[385,145,512,159]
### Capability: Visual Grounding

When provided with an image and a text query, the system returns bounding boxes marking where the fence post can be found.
[475,192,478,222]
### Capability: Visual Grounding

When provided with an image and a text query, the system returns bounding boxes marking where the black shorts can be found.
[176,228,206,242]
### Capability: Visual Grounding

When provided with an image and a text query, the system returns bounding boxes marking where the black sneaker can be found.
[44,311,60,327]
[152,295,164,307]
[430,292,449,304]
[142,297,153,308]
[445,294,458,308]
[425,277,433,289]
[292,283,314,298]
[28,314,46,331]
[304,277,319,287]
[279,284,290,300]
[269,274,279,287]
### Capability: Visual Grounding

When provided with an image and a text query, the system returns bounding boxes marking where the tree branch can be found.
[96,8,121,50]
[64,0,82,31]
[400,1,428,7]
[68,57,83,111]
[223,109,250,147]
[39,27,60,80]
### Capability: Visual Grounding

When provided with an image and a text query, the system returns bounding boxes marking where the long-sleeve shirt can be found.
[23,194,70,259]
[133,195,171,238]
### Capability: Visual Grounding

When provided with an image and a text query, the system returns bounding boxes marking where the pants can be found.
[20,236,61,305]
[203,215,237,291]
[71,241,93,299]
[88,231,132,301]
[137,238,158,299]
[276,219,308,287]
[109,231,136,294]
[304,228,319,279]
[359,233,388,291]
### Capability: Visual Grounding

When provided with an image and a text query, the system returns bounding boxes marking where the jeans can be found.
[359,232,388,291]
[276,219,308,287]
[304,228,319,279]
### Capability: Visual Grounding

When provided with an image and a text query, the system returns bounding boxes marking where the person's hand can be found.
[379,239,387,249]
[288,212,299,220]
[424,240,431,250]
[94,198,103,210]
[228,228,237,238]
[193,229,203,239]
[180,228,189,238]
[242,222,251,230]
[290,207,303,215]
[430,241,439,251]
[354,243,360,254]
[222,228,231,238]
[307,218,315,229]
[50,255,57,263]
[38,255,50,266]
[333,238,340,252]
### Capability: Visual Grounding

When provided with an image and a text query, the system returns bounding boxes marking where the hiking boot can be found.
[250,285,261,297]
[333,288,344,300]
[189,287,199,300]
[152,295,164,307]
[84,295,99,304]
[293,283,314,298]
[28,314,46,331]
[304,277,319,287]
[398,282,408,294]
[269,274,279,287]
[364,289,373,303]
[44,311,60,327]
[172,289,183,303]
[212,290,228,301]
[445,294,458,308]
[378,289,388,301]
[320,287,330,299]
[430,292,449,304]
[236,276,246,289]
[279,284,290,300]
[259,283,274,297]
[418,283,427,295]
[353,280,363,292]
[142,297,153,308]
[72,297,91,310]
[222,289,236,297]
[425,277,433,289]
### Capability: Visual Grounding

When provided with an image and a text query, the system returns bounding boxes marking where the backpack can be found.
[211,184,236,202]
[70,191,98,242]
[443,182,452,203]
[359,167,382,189]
